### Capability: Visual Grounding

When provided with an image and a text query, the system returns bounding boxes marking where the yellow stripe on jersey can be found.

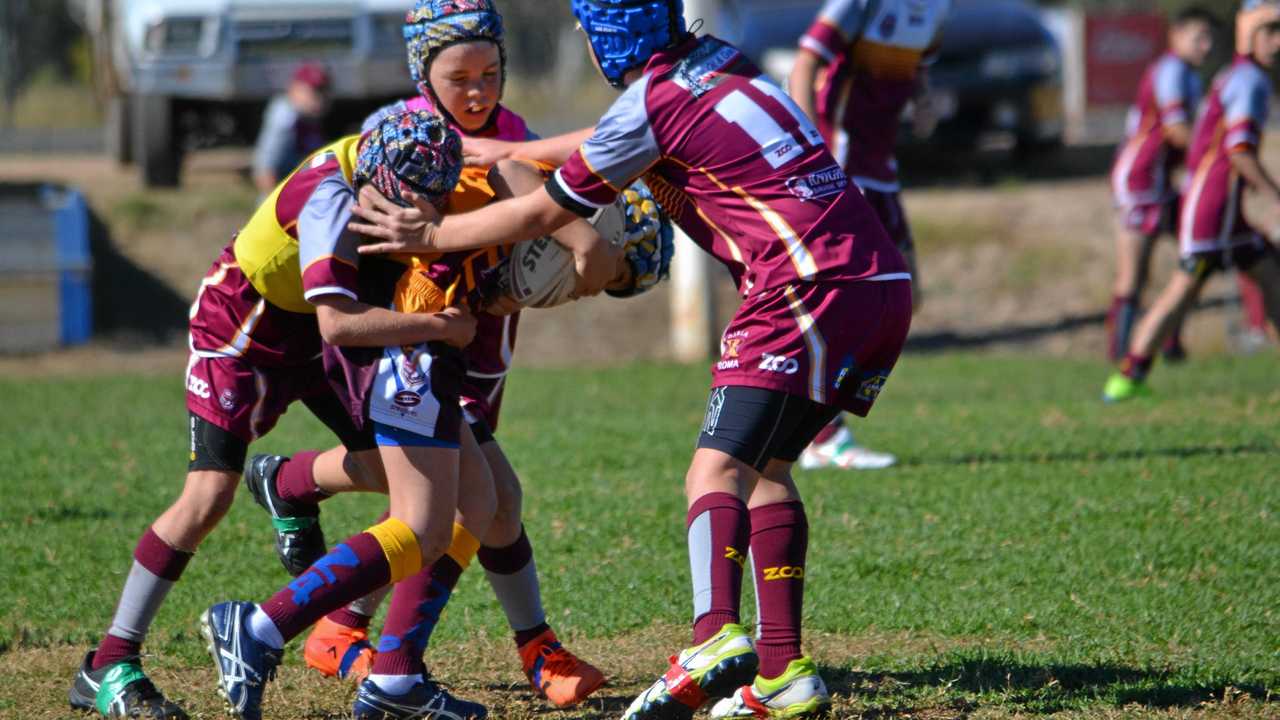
[851,40,926,81]
[234,135,363,314]
[784,285,828,405]
[732,187,819,281]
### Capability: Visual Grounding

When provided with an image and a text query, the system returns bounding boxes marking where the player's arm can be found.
[790,0,866,124]
[1230,149,1280,204]
[300,175,476,347]
[314,296,475,348]
[462,127,595,168]
[1164,122,1192,149]
[1155,61,1194,149]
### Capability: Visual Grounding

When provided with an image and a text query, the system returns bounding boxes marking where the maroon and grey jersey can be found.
[1180,55,1271,254]
[1111,53,1202,208]
[550,35,908,297]
[800,0,950,192]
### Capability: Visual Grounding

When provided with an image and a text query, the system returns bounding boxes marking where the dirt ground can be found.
[0,143,1271,377]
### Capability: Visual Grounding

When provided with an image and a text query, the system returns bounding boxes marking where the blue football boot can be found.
[353,674,488,719]
[199,602,282,720]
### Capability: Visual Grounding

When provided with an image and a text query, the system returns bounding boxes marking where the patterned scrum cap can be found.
[355,111,463,208]
[404,0,506,97]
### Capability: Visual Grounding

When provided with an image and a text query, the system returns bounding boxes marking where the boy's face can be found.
[1253,23,1280,67]
[428,41,502,133]
[1170,20,1214,67]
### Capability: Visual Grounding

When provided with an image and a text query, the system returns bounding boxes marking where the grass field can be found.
[1,354,1277,719]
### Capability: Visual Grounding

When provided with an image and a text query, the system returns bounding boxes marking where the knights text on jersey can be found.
[551,35,908,297]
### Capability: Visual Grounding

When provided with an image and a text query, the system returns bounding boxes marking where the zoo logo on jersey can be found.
[187,374,211,400]
[759,353,800,375]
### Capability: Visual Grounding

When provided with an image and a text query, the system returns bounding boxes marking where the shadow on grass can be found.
[88,208,188,342]
[900,442,1278,469]
[822,648,1273,715]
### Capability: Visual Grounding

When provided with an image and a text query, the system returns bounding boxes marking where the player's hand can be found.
[484,295,524,317]
[437,304,477,348]
[912,97,939,139]
[355,189,444,255]
[463,136,515,168]
[571,235,624,299]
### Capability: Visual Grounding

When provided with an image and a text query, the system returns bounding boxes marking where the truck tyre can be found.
[133,94,183,187]
[105,94,133,166]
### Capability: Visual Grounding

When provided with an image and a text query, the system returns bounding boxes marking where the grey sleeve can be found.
[297,173,363,302]
[1153,58,1191,125]
[818,0,873,40]
[575,74,662,190]
[253,97,296,178]
[361,100,411,134]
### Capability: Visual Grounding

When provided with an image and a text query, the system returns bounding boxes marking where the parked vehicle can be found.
[73,0,415,187]
[712,0,1065,153]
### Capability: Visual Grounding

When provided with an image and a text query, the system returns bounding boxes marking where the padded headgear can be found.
[1237,0,1280,53]
[356,111,463,208]
[404,0,507,98]
[571,0,687,88]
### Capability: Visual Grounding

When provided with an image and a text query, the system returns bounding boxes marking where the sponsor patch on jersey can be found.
[856,371,891,403]
[219,389,238,411]
[673,39,742,98]
[787,165,849,201]
[394,391,422,408]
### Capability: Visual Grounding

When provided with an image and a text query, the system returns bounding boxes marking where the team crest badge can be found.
[218,389,238,411]
[856,372,891,403]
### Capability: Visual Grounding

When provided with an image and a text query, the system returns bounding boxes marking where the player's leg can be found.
[243,387,388,577]
[473,424,606,707]
[1235,271,1272,351]
[1238,247,1280,329]
[1104,262,1209,402]
[70,349,267,720]
[1108,216,1155,362]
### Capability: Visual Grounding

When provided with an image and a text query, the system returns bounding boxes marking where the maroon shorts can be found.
[1119,199,1177,238]
[185,353,333,443]
[862,189,914,254]
[712,279,912,417]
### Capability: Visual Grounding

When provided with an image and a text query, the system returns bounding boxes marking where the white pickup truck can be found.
[75,0,415,186]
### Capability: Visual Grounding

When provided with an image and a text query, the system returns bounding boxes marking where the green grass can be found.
[1,354,1277,717]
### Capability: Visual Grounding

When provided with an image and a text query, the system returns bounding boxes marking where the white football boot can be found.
[710,657,832,718]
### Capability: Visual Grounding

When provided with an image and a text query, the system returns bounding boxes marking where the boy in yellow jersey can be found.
[68,112,473,720]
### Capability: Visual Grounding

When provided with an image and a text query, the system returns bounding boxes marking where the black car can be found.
[714,0,1065,152]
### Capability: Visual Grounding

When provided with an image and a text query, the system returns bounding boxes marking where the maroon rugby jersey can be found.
[1111,53,1202,208]
[550,35,909,298]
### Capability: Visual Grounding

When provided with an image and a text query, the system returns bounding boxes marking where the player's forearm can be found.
[1231,151,1280,201]
[514,127,595,166]
[1164,123,1191,149]
[432,188,573,252]
[789,50,824,124]
[315,298,455,347]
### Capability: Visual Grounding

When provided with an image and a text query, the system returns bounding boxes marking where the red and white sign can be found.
[1085,13,1166,107]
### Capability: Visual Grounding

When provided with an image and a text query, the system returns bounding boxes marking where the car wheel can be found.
[133,94,183,187]
[105,94,133,166]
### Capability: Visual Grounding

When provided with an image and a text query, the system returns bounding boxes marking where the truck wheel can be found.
[133,94,183,187]
[105,95,133,165]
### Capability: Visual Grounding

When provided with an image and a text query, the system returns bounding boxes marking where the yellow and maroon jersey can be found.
[800,0,950,191]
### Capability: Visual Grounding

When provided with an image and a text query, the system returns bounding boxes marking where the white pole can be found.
[669,0,721,362]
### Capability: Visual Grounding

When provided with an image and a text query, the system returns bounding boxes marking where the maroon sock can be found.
[1107,296,1137,362]
[750,501,808,679]
[687,492,751,645]
[810,416,844,446]
[92,528,193,670]
[1239,274,1269,331]
[261,532,391,642]
[326,607,373,630]
[275,450,329,506]
[372,556,464,676]
[1121,353,1154,381]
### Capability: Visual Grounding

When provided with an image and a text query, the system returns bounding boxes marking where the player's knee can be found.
[177,470,239,532]
[417,522,454,566]
[345,449,388,493]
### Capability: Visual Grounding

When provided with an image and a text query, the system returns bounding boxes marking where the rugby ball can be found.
[495,201,627,309]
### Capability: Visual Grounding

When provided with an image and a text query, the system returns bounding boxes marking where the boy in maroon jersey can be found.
[355,1,912,717]
[1105,0,1280,402]
[1107,8,1216,362]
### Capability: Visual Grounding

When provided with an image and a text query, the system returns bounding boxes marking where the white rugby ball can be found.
[497,201,627,309]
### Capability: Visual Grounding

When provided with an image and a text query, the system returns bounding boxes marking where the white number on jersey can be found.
[715,77,825,170]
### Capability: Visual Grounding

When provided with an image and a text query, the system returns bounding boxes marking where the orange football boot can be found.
[304,616,375,682]
[519,628,606,707]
